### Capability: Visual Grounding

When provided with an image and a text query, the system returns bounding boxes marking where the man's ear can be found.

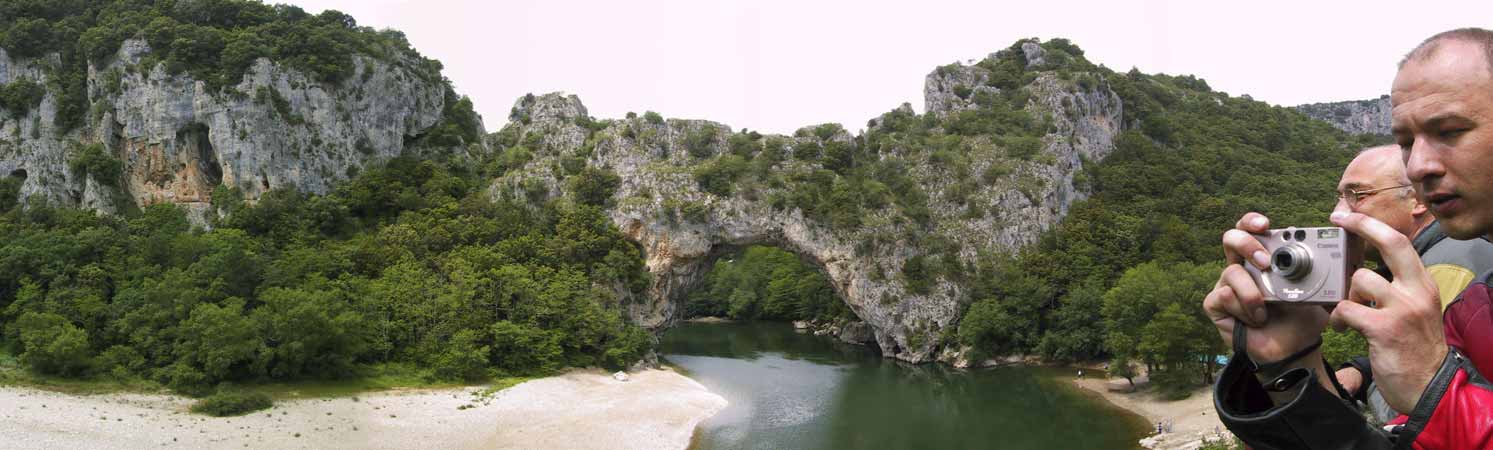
[1410,190,1430,217]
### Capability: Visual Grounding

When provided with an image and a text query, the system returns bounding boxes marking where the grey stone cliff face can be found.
[0,39,472,222]
[1295,96,1392,136]
[489,49,1122,363]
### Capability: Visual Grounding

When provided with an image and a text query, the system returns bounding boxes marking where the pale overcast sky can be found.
[285,0,1490,135]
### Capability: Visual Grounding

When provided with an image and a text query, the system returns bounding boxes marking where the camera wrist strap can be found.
[1233,323,1323,376]
[1321,355,1355,401]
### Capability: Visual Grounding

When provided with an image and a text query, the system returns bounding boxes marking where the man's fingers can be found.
[1331,211,1429,296]
[1223,229,1270,269]
[1203,287,1239,345]
[1235,212,1271,234]
[1329,300,1380,335]
[1219,264,1267,326]
[1345,268,1390,307]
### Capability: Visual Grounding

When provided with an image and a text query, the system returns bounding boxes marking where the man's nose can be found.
[1405,138,1444,183]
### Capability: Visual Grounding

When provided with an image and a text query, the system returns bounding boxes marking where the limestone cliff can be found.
[487,39,1122,363]
[0,38,480,223]
[1295,96,1392,136]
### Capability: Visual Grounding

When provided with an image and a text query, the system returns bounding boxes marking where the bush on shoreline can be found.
[190,391,273,417]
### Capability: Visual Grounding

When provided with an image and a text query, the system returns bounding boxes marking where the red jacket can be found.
[1390,280,1493,449]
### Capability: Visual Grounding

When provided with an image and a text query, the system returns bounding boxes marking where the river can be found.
[661,321,1148,450]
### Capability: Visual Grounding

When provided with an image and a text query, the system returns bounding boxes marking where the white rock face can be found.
[489,43,1122,363]
[1295,96,1392,136]
[0,39,473,223]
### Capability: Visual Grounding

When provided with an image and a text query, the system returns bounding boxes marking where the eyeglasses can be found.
[1337,184,1411,207]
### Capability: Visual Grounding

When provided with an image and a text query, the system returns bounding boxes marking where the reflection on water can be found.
[662,321,1147,450]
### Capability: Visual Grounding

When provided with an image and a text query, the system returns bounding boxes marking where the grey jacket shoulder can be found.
[1420,235,1493,275]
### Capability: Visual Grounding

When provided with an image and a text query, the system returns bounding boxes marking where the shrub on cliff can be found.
[0,78,46,116]
[66,143,123,186]
[693,155,748,196]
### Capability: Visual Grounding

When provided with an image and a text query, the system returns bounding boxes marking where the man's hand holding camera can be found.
[1205,210,1448,413]
[1328,210,1448,415]
[1204,213,1333,399]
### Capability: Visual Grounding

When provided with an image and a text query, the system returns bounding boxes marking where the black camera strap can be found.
[1232,324,1352,399]
[1232,323,1323,375]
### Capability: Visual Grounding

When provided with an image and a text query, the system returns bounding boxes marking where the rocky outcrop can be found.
[1295,96,1392,136]
[837,321,876,345]
[488,39,1122,363]
[0,39,478,223]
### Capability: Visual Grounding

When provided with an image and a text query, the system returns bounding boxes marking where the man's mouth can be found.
[1427,192,1463,216]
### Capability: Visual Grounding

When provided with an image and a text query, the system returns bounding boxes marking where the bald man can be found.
[1330,145,1493,424]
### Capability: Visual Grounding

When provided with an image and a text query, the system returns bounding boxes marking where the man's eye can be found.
[1442,128,1468,138]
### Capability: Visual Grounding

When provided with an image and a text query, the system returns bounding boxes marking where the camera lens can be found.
[1274,252,1293,269]
[1271,244,1312,281]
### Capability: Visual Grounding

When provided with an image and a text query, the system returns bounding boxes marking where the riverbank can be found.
[1070,375,1229,450]
[0,367,726,450]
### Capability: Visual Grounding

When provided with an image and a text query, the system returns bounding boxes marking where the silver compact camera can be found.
[1244,227,1363,305]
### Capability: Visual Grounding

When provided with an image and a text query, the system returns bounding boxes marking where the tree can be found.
[67,143,123,186]
[490,320,562,374]
[686,124,719,158]
[252,282,369,378]
[176,298,264,383]
[0,77,46,116]
[568,166,619,207]
[1102,261,1221,391]
[727,286,758,320]
[958,297,1023,358]
[2,18,56,58]
[1036,278,1106,362]
[1139,303,1217,389]
[433,329,491,381]
[1108,353,1138,388]
[693,155,748,196]
[13,312,92,376]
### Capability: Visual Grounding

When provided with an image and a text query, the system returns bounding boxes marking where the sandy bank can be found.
[1071,376,1229,450]
[0,367,726,450]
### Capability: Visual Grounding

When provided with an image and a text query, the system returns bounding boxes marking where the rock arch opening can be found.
[679,244,878,345]
[640,241,883,353]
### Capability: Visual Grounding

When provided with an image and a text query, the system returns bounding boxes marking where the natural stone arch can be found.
[615,209,906,350]
[490,40,1122,362]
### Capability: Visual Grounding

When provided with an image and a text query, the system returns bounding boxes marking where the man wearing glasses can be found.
[1329,145,1493,424]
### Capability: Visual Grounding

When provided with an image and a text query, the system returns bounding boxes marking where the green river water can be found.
[661,321,1149,450]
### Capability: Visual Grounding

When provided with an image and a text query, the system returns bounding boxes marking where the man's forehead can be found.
[1342,149,1405,187]
[1394,41,1493,107]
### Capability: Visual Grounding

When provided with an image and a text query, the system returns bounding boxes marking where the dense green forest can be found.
[0,156,652,395]
[0,0,1385,401]
[685,246,846,322]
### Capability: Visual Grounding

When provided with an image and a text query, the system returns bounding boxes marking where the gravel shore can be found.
[0,367,725,450]
[1071,376,1229,450]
